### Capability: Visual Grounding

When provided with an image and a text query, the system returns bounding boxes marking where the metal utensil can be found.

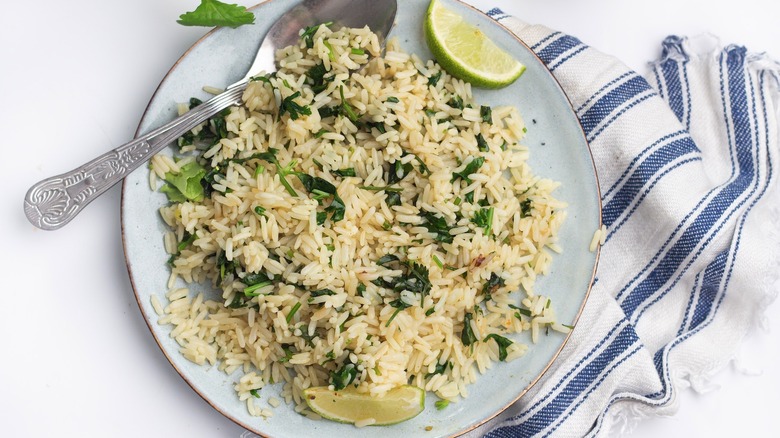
[24,0,397,231]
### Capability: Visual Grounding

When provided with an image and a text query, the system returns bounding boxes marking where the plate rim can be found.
[120,1,602,436]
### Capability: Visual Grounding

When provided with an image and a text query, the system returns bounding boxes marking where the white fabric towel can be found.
[468,10,780,437]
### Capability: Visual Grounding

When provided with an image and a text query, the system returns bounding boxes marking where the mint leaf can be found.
[177,0,255,28]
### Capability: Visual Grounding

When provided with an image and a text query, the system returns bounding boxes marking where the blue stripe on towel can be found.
[689,250,729,330]
[661,54,686,124]
[616,46,756,318]
[486,324,642,438]
[602,130,687,200]
[509,321,629,423]
[602,136,699,227]
[531,32,562,52]
[604,157,703,244]
[659,36,693,129]
[578,75,654,136]
[536,35,582,66]
[541,44,765,436]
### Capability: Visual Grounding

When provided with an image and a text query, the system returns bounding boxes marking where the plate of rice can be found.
[121,0,602,436]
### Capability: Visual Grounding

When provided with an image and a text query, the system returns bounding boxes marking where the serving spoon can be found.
[24,0,397,231]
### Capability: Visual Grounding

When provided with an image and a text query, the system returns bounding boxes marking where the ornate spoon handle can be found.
[24,84,246,230]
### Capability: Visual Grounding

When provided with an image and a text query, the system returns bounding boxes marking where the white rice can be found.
[151,25,568,420]
[589,224,607,252]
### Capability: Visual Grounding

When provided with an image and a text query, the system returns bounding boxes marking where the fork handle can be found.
[24,84,246,231]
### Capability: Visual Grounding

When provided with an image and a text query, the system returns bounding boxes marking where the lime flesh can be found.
[303,385,425,426]
[424,0,525,88]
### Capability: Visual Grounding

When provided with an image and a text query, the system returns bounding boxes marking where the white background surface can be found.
[1,0,777,436]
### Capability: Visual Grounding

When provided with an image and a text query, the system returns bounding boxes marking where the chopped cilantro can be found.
[427,71,442,86]
[451,157,485,184]
[483,333,513,361]
[480,105,493,123]
[471,207,494,236]
[476,133,489,152]
[330,360,358,390]
[279,91,312,120]
[286,302,302,323]
[435,399,450,410]
[482,272,505,301]
[461,312,478,346]
[300,22,332,48]
[333,168,356,178]
[420,211,453,244]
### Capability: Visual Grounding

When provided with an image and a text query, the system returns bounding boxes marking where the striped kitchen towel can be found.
[468,9,780,438]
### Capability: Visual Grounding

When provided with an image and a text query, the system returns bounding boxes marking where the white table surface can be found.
[2,0,777,436]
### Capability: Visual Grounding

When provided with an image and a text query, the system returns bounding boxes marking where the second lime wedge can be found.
[303,385,425,426]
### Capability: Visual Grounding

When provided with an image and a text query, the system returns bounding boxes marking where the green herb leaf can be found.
[386,298,412,327]
[483,333,513,361]
[167,232,197,266]
[308,289,336,303]
[177,0,255,28]
[318,105,341,119]
[243,271,274,297]
[305,63,331,94]
[385,191,402,207]
[325,194,346,222]
[471,207,494,236]
[427,71,442,86]
[451,157,485,184]
[332,168,357,178]
[447,95,464,110]
[461,312,478,346]
[420,211,453,244]
[162,161,207,203]
[480,105,492,123]
[286,302,302,323]
[435,399,450,410]
[414,156,430,175]
[279,91,312,120]
[300,22,332,48]
[425,361,450,379]
[278,346,294,363]
[377,254,401,266]
[476,133,489,152]
[317,39,333,59]
[366,121,387,134]
[520,198,533,217]
[339,86,359,122]
[509,304,532,318]
[359,185,404,192]
[482,272,505,301]
[330,361,358,390]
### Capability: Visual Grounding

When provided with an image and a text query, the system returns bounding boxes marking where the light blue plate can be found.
[122,0,601,436]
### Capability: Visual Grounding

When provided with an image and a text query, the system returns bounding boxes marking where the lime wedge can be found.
[303,385,425,426]
[424,0,525,88]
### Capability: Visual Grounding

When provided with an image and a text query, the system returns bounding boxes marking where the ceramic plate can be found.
[122,0,601,436]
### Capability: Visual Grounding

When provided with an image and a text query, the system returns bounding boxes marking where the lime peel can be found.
[424,0,525,88]
[303,385,425,426]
